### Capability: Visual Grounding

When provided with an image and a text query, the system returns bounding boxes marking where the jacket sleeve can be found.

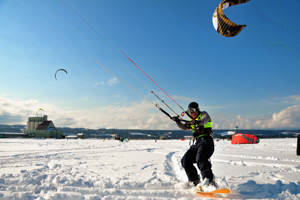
[175,121,188,130]
[197,111,211,125]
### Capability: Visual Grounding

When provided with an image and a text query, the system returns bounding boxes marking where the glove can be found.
[172,116,180,122]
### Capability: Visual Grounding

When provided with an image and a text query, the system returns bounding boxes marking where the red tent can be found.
[231,133,259,144]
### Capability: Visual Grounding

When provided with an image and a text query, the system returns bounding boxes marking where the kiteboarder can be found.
[173,102,216,189]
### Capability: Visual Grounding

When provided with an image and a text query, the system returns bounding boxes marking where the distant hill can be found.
[0,124,298,139]
[0,124,25,133]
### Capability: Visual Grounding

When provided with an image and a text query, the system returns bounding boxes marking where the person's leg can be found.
[195,138,214,181]
[181,147,199,185]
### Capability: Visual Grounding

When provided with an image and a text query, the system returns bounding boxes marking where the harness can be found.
[189,112,212,138]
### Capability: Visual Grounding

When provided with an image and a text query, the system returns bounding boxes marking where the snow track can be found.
[0,138,299,199]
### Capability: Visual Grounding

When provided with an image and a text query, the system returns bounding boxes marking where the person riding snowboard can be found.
[172,102,216,189]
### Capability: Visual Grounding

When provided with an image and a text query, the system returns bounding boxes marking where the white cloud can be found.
[0,97,46,124]
[0,96,176,130]
[213,105,300,130]
[107,77,118,86]
[281,95,300,104]
[94,81,105,87]
[263,95,300,106]
[2,96,300,130]
[94,78,118,88]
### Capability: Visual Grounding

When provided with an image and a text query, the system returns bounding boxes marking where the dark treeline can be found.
[0,124,299,139]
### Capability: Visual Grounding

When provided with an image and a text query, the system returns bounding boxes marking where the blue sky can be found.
[0,0,300,130]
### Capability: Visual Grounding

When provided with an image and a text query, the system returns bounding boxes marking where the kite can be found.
[231,133,259,144]
[212,0,250,37]
[36,108,44,116]
[55,69,68,80]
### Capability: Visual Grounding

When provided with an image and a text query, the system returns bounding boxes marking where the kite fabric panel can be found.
[212,0,250,37]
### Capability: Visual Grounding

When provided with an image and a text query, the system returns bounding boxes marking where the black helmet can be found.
[188,102,199,114]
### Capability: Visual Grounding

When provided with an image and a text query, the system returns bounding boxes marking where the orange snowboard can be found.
[196,188,231,198]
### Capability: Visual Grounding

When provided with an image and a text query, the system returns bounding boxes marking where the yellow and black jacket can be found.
[176,111,213,138]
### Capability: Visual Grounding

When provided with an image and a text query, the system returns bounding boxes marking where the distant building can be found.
[22,115,64,139]
[65,135,78,139]
[65,133,85,139]
[77,133,84,139]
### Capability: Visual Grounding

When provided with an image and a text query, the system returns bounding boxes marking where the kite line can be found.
[121,50,192,119]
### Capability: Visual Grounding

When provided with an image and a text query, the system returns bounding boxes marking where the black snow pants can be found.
[181,136,214,182]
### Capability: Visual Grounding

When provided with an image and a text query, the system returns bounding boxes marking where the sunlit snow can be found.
[0,138,299,199]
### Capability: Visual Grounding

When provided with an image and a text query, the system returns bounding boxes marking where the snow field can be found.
[0,138,299,199]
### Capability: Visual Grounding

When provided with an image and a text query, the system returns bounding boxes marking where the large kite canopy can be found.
[212,0,250,37]
[55,69,68,80]
[231,133,259,144]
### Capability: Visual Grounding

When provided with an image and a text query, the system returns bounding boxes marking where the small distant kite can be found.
[36,108,44,116]
[212,0,250,37]
[55,68,68,80]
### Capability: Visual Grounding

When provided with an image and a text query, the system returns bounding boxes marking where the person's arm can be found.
[176,121,188,130]
[197,111,211,125]
[172,117,189,130]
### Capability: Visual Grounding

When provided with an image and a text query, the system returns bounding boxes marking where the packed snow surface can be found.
[0,138,299,199]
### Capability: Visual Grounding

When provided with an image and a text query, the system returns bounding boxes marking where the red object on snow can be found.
[180,139,186,141]
[231,133,259,144]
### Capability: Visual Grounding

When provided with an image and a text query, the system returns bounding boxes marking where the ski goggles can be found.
[188,107,197,114]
